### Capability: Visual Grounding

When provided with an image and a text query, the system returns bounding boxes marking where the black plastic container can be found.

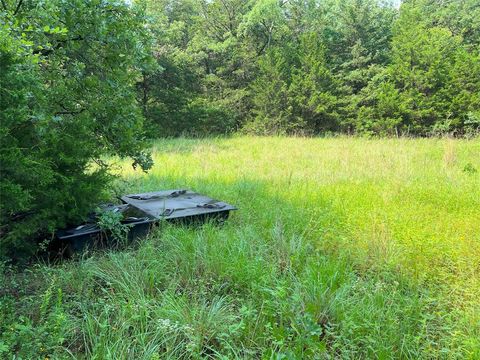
[54,189,237,255]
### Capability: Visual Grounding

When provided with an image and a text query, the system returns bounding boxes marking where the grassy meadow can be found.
[1,136,479,359]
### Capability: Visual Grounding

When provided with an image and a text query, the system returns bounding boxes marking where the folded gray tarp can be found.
[121,189,237,220]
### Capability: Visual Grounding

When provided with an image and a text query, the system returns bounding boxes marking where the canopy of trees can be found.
[139,0,479,137]
[1,0,479,257]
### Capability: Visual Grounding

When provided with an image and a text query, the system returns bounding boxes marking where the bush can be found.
[0,1,154,259]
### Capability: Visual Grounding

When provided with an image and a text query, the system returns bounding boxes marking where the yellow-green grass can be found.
[120,137,479,285]
[1,136,479,359]
[121,136,480,350]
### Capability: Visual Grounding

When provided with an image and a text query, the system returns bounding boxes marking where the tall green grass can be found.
[1,137,479,359]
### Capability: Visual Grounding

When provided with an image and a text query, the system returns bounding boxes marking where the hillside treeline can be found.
[141,0,480,137]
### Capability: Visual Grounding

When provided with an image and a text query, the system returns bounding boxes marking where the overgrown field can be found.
[1,137,479,359]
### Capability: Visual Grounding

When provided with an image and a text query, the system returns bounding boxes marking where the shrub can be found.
[0,1,154,259]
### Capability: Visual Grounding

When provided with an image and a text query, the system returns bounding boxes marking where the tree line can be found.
[1,0,479,257]
[141,0,480,137]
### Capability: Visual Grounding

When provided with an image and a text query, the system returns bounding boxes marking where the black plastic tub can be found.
[53,189,237,255]
[54,204,156,255]
[56,219,154,254]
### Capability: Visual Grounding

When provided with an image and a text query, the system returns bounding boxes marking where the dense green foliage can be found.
[1,137,478,358]
[0,0,153,257]
[141,0,480,136]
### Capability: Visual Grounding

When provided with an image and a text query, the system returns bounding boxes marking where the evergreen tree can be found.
[288,33,340,134]
[248,47,292,134]
[358,2,480,135]
[1,0,153,258]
